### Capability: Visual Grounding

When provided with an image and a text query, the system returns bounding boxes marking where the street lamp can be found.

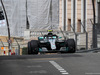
[0,0,12,55]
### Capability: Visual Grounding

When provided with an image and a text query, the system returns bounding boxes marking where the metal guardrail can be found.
[0,42,26,48]
[76,48,100,53]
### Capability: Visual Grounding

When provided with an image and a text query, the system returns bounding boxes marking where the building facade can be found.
[59,0,98,31]
[0,0,99,49]
[59,0,98,49]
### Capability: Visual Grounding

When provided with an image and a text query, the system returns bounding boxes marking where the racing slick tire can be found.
[28,42,32,54]
[67,39,76,53]
[30,40,39,54]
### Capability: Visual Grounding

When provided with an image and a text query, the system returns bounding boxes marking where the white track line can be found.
[49,61,69,75]
[62,73,69,74]
[60,70,67,72]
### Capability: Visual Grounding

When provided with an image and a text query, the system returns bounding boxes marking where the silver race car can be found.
[28,30,76,54]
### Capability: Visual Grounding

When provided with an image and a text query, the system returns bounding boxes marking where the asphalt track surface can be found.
[0,53,100,75]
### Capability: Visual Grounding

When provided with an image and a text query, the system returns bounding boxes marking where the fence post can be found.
[1,0,11,55]
[14,38,20,55]
[86,32,88,50]
[75,34,77,50]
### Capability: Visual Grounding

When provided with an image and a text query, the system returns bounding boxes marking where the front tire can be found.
[30,40,39,54]
[67,39,76,53]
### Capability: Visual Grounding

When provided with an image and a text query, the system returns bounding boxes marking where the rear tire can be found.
[66,39,76,53]
[30,40,39,54]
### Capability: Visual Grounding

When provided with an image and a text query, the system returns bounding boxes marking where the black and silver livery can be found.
[28,30,76,54]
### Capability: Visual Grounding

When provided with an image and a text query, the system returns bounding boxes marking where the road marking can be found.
[49,61,69,75]
[85,73,100,75]
[60,70,67,72]
[62,73,69,74]
[59,69,65,71]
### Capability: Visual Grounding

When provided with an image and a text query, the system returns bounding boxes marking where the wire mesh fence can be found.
[0,17,100,55]
[23,17,99,51]
[0,0,100,52]
[0,37,24,55]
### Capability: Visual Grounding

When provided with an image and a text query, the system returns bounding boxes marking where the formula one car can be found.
[28,30,76,54]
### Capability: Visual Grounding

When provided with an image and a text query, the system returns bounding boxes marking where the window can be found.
[68,19,71,31]
[77,20,81,32]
